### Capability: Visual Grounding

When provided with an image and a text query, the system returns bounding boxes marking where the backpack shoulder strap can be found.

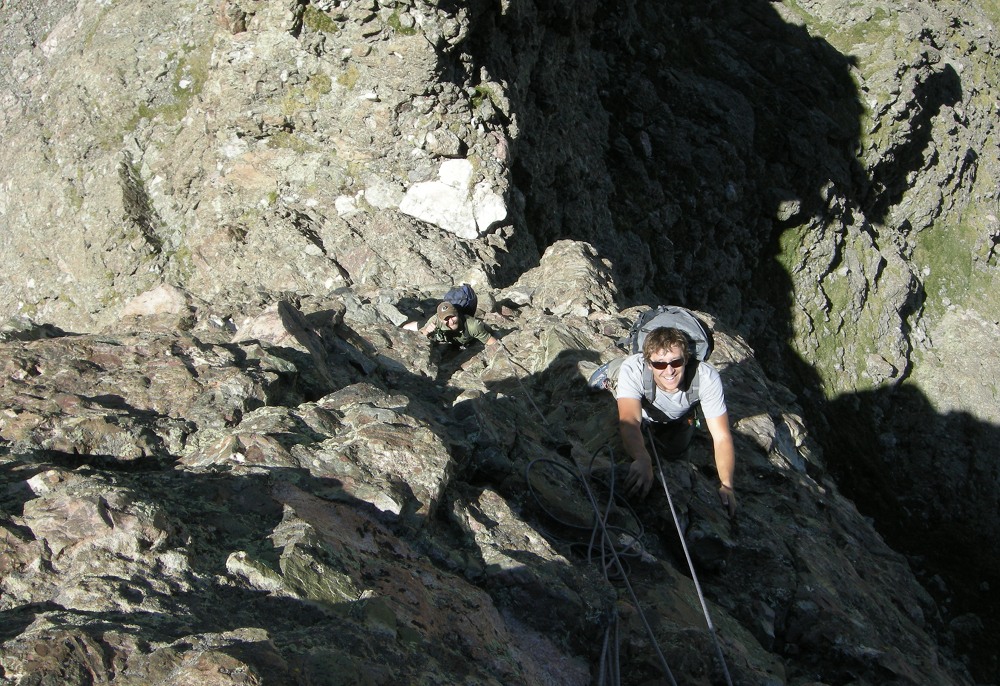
[641,360,656,404]
[684,360,701,403]
[642,359,702,405]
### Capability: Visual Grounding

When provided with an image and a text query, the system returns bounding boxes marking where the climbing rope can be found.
[496,342,549,425]
[646,424,735,686]
[503,344,733,683]
[526,449,647,578]
[526,450,678,686]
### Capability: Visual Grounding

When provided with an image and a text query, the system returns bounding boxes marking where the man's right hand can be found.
[718,485,737,518]
[624,458,654,499]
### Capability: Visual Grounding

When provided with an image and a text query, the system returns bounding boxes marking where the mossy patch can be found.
[303,5,339,34]
[337,64,361,90]
[81,2,120,51]
[774,222,809,276]
[279,548,360,608]
[279,71,332,117]
[471,84,500,111]
[127,41,211,131]
[827,6,891,50]
[975,0,1000,25]
[386,11,418,36]
[166,244,195,282]
[913,212,998,321]
[305,72,332,99]
[775,224,895,395]
[267,131,319,154]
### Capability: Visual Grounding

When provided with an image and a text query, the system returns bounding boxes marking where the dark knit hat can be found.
[437,302,460,320]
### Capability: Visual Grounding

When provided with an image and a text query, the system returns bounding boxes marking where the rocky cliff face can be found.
[0,265,975,685]
[1,0,998,684]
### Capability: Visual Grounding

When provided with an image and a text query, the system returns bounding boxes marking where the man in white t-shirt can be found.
[616,327,736,516]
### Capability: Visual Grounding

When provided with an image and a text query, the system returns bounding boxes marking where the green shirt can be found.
[427,315,493,346]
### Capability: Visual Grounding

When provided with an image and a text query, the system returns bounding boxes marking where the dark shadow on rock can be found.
[0,457,47,526]
[863,63,963,220]
[431,343,484,383]
[0,319,72,342]
[392,295,439,324]
[0,602,62,643]
[826,382,1000,681]
[454,2,992,680]
[0,457,435,660]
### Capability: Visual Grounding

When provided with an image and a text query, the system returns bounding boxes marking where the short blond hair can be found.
[642,327,690,362]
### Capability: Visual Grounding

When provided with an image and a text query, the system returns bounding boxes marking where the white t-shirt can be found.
[615,353,727,422]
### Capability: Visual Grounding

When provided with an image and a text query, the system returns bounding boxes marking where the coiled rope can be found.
[526,450,677,686]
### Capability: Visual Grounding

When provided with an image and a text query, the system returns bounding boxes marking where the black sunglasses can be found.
[648,358,685,370]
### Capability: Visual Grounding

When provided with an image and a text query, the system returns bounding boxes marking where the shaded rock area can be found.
[0,245,978,684]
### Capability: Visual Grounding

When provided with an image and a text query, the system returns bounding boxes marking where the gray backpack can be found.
[620,305,714,360]
[590,306,713,411]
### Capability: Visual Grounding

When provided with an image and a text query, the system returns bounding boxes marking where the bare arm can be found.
[618,397,654,498]
[705,412,737,516]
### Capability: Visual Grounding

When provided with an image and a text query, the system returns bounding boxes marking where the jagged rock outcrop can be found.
[3,0,1000,682]
[0,245,976,683]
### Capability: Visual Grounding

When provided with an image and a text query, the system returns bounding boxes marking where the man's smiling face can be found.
[647,343,686,393]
